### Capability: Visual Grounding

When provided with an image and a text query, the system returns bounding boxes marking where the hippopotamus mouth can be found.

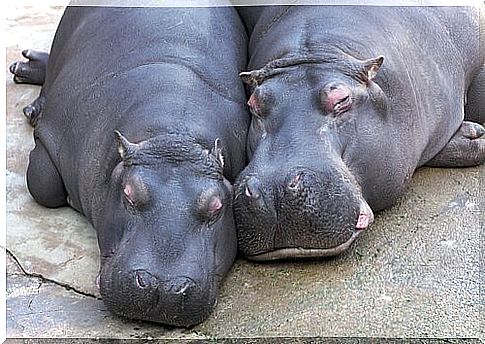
[247,200,373,261]
[246,230,364,261]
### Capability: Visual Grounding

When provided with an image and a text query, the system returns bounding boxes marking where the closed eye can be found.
[334,95,352,114]
[337,95,350,105]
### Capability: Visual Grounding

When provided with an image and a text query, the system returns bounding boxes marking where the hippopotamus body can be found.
[234,6,484,260]
[10,5,249,326]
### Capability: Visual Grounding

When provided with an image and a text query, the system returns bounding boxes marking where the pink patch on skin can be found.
[356,213,370,229]
[124,184,132,197]
[325,88,351,113]
[208,196,223,212]
[123,184,135,205]
[247,93,258,110]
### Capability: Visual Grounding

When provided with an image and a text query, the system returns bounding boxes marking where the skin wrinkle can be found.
[81,59,241,105]
[120,133,223,181]
[245,48,381,100]
[251,6,293,59]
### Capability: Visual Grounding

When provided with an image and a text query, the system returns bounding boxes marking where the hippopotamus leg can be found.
[22,96,45,127]
[27,139,67,208]
[465,66,485,124]
[10,50,49,127]
[424,121,485,167]
[9,49,49,85]
[426,63,485,168]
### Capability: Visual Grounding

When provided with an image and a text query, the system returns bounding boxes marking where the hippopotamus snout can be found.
[235,165,373,260]
[99,266,216,327]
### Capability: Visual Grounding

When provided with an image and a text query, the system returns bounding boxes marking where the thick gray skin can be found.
[10,6,249,326]
[234,6,485,260]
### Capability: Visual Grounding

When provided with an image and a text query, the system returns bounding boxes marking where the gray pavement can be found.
[5,5,484,341]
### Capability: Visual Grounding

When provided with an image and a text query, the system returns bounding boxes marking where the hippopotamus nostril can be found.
[9,62,18,74]
[134,270,155,289]
[287,172,304,190]
[244,176,261,199]
[171,277,197,295]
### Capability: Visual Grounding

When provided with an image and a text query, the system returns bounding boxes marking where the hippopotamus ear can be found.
[362,55,384,81]
[210,138,224,169]
[239,70,263,85]
[114,130,138,161]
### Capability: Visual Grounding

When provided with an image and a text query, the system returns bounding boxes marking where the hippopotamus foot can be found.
[23,96,45,127]
[10,49,49,85]
[425,121,485,167]
[26,139,67,208]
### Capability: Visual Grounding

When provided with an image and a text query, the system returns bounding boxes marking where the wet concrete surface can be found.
[5,4,484,340]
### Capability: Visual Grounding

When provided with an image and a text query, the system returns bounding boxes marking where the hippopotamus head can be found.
[235,52,389,260]
[97,131,235,326]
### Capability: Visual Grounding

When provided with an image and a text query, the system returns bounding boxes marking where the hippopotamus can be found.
[234,5,485,260]
[10,5,249,326]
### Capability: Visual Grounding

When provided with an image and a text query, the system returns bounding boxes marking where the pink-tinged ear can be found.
[362,56,384,81]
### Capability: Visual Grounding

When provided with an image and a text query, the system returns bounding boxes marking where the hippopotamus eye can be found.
[208,196,223,214]
[123,184,135,206]
[247,93,263,118]
[334,95,352,114]
[321,86,353,115]
[247,88,274,119]
[122,174,150,210]
[197,189,225,224]
[205,196,224,225]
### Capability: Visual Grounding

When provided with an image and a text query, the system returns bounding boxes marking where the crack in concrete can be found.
[27,298,34,311]
[6,248,102,300]
[13,309,82,317]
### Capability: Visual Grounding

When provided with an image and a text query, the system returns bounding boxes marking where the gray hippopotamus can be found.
[10,5,249,326]
[234,5,484,260]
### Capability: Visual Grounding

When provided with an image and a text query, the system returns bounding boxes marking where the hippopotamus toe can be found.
[10,49,48,85]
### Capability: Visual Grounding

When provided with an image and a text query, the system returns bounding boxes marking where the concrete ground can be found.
[5,5,484,341]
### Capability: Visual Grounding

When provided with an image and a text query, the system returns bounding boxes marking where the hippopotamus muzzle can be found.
[99,265,218,326]
[235,164,374,260]
[97,216,229,327]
